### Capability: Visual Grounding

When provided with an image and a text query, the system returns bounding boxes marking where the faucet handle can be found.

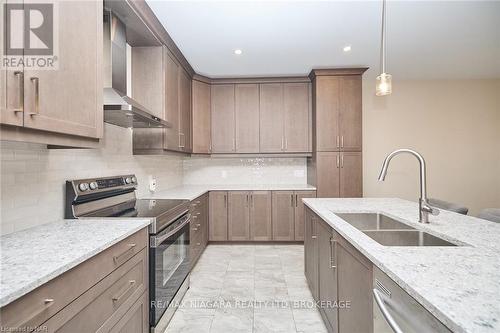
[430,207,440,216]
[422,202,440,216]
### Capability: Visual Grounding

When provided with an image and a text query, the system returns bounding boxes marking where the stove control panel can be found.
[72,175,137,194]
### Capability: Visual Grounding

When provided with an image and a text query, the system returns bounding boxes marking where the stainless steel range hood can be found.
[103,10,171,129]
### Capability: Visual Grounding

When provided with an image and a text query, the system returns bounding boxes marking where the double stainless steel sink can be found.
[334,213,457,247]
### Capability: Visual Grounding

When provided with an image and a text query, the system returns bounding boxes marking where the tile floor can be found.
[165,244,328,333]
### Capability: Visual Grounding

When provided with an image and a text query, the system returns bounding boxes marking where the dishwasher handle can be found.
[373,288,404,333]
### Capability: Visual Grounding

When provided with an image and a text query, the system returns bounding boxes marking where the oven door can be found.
[149,213,190,327]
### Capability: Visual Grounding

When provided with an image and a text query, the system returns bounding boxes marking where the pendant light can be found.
[376,0,392,96]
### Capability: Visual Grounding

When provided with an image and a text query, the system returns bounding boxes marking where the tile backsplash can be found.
[1,125,308,235]
[182,156,307,185]
[0,124,183,235]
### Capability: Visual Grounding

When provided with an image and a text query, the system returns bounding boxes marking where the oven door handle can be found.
[151,215,190,248]
[373,288,404,333]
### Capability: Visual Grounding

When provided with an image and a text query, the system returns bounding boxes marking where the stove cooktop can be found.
[83,199,187,219]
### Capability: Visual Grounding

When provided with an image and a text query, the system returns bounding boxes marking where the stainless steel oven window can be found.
[162,232,187,286]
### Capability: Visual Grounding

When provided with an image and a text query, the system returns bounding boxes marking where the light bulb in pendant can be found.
[376,73,392,96]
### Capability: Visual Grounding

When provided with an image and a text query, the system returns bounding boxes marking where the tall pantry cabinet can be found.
[307,69,367,198]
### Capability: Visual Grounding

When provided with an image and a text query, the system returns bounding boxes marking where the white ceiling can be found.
[146,0,500,79]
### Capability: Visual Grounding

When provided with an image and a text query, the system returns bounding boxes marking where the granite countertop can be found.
[0,218,152,307]
[146,184,317,201]
[303,198,500,333]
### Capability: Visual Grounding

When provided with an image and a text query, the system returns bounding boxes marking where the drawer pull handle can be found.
[113,244,136,265]
[14,298,54,329]
[192,227,198,231]
[112,280,136,303]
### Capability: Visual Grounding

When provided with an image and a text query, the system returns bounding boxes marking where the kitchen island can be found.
[303,198,500,333]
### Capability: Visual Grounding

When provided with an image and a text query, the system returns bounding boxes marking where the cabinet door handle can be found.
[113,243,136,265]
[336,155,340,168]
[224,194,227,207]
[290,194,294,207]
[192,227,198,231]
[179,133,185,148]
[112,280,136,303]
[341,135,344,148]
[341,155,344,168]
[281,136,285,151]
[13,298,55,329]
[336,135,340,148]
[285,138,288,150]
[330,237,337,269]
[30,77,40,116]
[246,194,249,206]
[251,194,254,207]
[311,235,317,239]
[295,194,298,207]
[13,71,24,113]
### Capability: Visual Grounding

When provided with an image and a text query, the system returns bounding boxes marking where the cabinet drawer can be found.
[109,291,148,333]
[43,248,148,332]
[0,228,148,330]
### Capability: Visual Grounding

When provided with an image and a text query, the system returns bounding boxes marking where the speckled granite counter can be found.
[303,198,500,333]
[145,184,317,201]
[0,218,151,307]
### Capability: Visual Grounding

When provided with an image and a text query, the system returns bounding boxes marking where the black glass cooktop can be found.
[83,199,188,219]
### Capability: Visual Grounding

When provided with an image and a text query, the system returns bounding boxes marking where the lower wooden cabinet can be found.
[249,191,272,241]
[209,190,314,242]
[304,209,373,333]
[190,193,209,267]
[0,229,149,333]
[272,191,295,240]
[272,190,317,241]
[209,191,228,241]
[304,208,319,300]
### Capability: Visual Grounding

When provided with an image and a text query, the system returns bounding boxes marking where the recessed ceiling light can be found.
[234,49,243,55]
[343,45,352,52]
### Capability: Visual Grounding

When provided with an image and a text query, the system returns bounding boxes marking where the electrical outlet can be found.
[149,175,157,192]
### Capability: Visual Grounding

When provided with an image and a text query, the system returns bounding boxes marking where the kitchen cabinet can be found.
[209,191,228,241]
[250,191,272,241]
[304,211,373,333]
[190,193,209,266]
[311,71,364,152]
[260,83,311,153]
[211,85,235,153]
[0,0,103,146]
[311,151,362,198]
[0,229,148,332]
[318,220,338,333]
[235,84,260,153]
[164,49,192,153]
[164,50,180,150]
[304,208,319,300]
[272,191,296,241]
[336,233,373,333]
[284,83,310,152]
[227,191,272,241]
[192,80,211,153]
[228,191,251,241]
[272,190,317,241]
[179,68,192,152]
[259,83,284,152]
[294,190,317,241]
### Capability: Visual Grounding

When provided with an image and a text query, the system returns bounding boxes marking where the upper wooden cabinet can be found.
[1,0,103,147]
[192,80,211,154]
[260,83,311,153]
[211,85,236,153]
[178,68,192,152]
[311,70,365,152]
[259,84,284,152]
[235,84,260,153]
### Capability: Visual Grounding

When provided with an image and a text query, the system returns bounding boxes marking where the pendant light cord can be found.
[380,0,387,74]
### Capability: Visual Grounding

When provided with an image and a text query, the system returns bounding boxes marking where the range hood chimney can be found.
[103,10,170,129]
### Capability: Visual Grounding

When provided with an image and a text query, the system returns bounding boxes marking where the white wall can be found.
[362,78,500,215]
[183,156,307,185]
[0,124,183,235]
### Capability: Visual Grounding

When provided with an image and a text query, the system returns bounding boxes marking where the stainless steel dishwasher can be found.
[373,267,452,333]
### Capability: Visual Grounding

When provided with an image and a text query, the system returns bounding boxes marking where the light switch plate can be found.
[149,175,157,192]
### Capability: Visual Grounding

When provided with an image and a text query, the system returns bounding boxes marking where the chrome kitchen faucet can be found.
[378,149,440,223]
